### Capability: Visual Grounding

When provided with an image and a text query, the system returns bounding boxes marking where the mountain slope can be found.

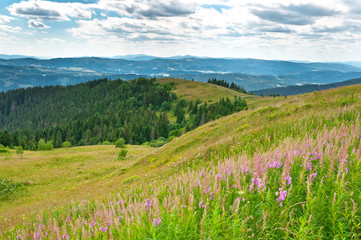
[1,83,361,238]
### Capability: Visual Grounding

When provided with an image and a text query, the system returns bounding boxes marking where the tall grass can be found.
[5,113,361,239]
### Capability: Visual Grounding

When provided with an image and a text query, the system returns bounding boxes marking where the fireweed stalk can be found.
[5,120,361,239]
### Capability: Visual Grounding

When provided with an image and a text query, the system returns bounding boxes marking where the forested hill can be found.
[0,78,247,150]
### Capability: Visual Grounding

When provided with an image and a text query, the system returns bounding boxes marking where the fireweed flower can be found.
[145,199,152,210]
[153,218,161,227]
[89,221,96,228]
[209,192,215,200]
[241,166,249,174]
[284,174,292,185]
[312,172,317,180]
[276,188,287,206]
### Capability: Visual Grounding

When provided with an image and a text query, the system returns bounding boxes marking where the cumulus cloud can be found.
[250,3,339,26]
[8,0,95,21]
[4,0,361,60]
[251,9,314,25]
[28,19,49,29]
[285,4,338,17]
[97,0,196,18]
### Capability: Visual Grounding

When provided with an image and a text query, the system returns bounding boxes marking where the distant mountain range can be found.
[253,78,361,96]
[0,55,361,92]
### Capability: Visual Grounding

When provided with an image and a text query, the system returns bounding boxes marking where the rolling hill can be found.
[1,79,361,239]
[1,57,361,92]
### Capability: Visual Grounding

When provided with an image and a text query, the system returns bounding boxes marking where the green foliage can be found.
[38,139,54,151]
[118,149,128,160]
[0,177,24,200]
[15,146,23,156]
[208,78,247,93]
[115,138,126,148]
[149,137,167,148]
[0,78,248,151]
[0,144,9,153]
[61,141,72,148]
[0,78,175,149]
[102,141,112,145]
[122,175,138,184]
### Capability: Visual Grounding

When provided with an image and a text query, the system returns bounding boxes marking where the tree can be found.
[174,102,185,124]
[55,131,63,148]
[156,111,169,139]
[16,146,24,158]
[115,138,126,148]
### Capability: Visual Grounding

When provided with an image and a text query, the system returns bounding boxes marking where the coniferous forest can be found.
[0,78,247,150]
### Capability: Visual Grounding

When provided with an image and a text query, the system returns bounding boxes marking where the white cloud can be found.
[0,15,14,24]
[0,25,22,33]
[8,0,95,21]
[3,0,361,60]
[97,0,196,18]
[28,19,49,29]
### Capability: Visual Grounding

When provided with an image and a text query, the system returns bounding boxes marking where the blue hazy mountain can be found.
[0,56,361,92]
[252,78,361,96]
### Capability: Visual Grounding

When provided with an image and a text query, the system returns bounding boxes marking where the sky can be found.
[0,0,361,61]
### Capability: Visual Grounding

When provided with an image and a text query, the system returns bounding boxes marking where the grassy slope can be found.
[157,78,264,110]
[2,81,361,238]
[0,145,153,229]
[0,79,249,229]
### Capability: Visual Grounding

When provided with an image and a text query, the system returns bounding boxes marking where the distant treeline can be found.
[0,78,247,150]
[207,78,247,94]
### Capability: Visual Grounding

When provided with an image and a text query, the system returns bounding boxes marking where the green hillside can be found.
[1,81,361,239]
[0,78,246,149]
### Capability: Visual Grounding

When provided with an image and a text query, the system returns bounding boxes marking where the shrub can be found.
[118,149,128,160]
[0,144,9,153]
[61,141,72,148]
[149,137,167,147]
[38,139,54,151]
[115,138,126,148]
[0,177,24,200]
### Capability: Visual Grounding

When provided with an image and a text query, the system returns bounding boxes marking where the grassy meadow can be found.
[1,82,361,239]
[0,145,153,230]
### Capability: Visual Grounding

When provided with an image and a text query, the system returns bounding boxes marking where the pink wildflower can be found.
[153,218,161,227]
[145,199,152,210]
[276,188,287,206]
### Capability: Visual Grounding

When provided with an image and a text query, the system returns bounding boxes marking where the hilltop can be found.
[1,79,361,239]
